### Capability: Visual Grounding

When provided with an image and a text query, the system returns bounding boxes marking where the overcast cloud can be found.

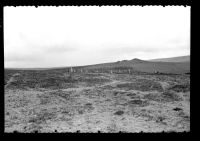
[4,6,190,68]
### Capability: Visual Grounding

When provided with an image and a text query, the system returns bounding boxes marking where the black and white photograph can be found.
[4,6,190,133]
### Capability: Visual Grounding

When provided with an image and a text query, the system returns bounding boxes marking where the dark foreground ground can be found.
[4,70,190,133]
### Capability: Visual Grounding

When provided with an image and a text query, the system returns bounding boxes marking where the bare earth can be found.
[5,72,190,133]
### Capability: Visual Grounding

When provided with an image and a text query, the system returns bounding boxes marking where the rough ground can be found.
[5,71,190,133]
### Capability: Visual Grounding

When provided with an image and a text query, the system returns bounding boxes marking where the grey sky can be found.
[4,6,190,68]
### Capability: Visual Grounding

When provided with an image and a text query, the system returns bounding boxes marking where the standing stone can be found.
[70,67,73,73]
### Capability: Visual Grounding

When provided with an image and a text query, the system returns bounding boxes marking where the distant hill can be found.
[83,57,190,74]
[5,56,190,74]
[148,55,190,62]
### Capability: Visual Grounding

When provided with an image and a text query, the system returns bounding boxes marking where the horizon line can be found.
[4,55,190,69]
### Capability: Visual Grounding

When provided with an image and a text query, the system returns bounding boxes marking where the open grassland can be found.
[5,69,190,133]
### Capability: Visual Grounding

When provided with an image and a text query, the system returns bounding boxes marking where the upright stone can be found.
[70,67,73,73]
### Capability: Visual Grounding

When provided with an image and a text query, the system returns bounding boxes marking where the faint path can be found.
[159,81,170,91]
[43,80,121,93]
[5,73,20,88]
[98,80,121,88]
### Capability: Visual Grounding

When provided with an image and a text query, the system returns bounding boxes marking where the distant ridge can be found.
[5,56,190,74]
[82,57,190,74]
[148,55,190,62]
[131,58,146,63]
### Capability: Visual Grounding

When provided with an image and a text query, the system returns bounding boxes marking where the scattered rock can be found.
[128,99,149,107]
[114,110,124,116]
[78,110,84,114]
[126,93,136,97]
[113,92,118,96]
[173,107,182,111]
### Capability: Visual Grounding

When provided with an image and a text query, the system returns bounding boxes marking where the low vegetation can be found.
[144,91,182,102]
[117,79,163,92]
[4,68,190,133]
